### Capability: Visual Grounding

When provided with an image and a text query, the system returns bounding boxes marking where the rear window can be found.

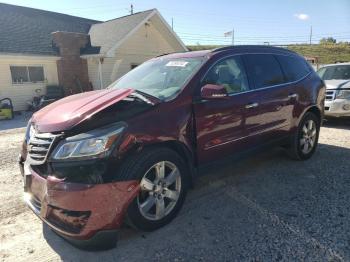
[276,55,310,82]
[243,54,285,89]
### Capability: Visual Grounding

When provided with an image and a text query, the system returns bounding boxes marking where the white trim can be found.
[98,59,103,89]
[0,53,60,60]
[81,53,104,59]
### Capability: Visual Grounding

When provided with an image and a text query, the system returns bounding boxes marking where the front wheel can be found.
[287,112,320,160]
[118,148,188,231]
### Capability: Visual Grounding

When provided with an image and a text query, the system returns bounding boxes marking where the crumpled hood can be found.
[324,79,350,90]
[32,88,134,133]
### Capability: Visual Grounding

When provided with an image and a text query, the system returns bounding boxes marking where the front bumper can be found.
[20,160,140,248]
[324,99,350,117]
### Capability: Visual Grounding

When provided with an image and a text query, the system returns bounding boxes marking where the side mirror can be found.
[201,84,228,99]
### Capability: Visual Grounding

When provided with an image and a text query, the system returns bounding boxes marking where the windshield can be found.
[317,65,350,80]
[108,57,204,100]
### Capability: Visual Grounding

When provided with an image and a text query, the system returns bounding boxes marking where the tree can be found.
[319,37,337,44]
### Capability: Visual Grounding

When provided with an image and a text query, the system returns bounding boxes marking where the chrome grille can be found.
[326,90,336,101]
[28,131,58,165]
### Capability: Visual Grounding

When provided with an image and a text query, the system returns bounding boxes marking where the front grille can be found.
[326,90,336,101]
[28,131,58,165]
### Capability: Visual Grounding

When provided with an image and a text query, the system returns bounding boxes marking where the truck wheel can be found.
[118,147,189,231]
[287,112,320,160]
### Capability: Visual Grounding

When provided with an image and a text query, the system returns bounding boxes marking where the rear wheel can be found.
[118,147,188,231]
[287,112,320,160]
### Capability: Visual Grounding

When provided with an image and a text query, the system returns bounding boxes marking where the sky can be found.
[1,0,350,45]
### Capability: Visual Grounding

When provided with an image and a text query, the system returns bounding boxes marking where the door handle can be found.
[288,93,298,99]
[245,102,259,109]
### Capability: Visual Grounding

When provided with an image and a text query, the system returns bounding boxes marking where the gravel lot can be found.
[1,119,350,262]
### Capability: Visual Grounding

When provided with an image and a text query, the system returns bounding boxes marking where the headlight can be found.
[336,90,350,99]
[52,125,125,160]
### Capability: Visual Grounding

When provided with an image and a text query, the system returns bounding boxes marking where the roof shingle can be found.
[0,3,100,55]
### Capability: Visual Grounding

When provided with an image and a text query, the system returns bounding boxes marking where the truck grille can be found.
[325,90,336,101]
[28,131,58,165]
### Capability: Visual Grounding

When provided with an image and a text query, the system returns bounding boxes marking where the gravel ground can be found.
[1,119,350,261]
[0,113,31,132]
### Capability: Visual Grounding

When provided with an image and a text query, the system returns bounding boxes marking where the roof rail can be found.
[212,45,294,54]
[156,52,172,57]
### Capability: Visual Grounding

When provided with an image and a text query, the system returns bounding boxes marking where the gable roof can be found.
[0,4,187,57]
[89,9,155,54]
[0,3,100,55]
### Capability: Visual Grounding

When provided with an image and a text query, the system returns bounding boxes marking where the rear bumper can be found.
[324,99,350,117]
[20,160,140,247]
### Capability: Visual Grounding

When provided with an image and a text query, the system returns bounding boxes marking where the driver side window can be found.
[203,56,249,94]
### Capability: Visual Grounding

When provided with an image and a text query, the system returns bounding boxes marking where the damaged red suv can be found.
[19,46,325,249]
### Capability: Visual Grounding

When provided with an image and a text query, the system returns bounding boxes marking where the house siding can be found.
[0,55,59,111]
[87,19,182,90]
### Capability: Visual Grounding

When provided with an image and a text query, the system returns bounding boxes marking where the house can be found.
[0,3,187,111]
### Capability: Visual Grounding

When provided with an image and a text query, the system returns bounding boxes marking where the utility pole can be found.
[232,27,234,45]
[130,4,134,15]
[309,25,312,45]
[171,17,174,31]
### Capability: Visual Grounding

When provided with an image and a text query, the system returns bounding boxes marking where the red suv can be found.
[19,46,325,249]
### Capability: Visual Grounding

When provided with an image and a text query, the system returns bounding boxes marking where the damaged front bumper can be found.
[19,159,140,249]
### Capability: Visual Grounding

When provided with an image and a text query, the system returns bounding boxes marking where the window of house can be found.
[202,56,249,94]
[243,54,285,89]
[276,55,310,82]
[10,66,44,84]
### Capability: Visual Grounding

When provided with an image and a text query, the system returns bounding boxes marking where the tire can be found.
[118,147,189,231]
[287,112,320,160]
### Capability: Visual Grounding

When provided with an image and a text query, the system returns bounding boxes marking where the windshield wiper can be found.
[128,90,160,105]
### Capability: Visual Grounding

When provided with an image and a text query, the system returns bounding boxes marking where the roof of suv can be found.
[160,45,298,59]
[320,62,350,67]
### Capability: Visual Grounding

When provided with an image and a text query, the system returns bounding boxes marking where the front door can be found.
[193,55,253,164]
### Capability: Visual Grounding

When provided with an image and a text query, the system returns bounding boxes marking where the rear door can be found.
[275,54,313,118]
[193,55,254,164]
[241,54,295,143]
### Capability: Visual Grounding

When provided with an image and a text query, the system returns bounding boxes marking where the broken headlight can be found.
[52,124,125,160]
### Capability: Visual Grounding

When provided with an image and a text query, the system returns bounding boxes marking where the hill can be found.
[187,44,350,64]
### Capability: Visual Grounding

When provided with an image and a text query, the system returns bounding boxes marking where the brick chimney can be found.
[52,31,91,95]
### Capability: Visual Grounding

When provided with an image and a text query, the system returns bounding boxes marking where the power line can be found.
[176,31,350,39]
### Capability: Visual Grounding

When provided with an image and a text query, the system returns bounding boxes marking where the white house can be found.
[85,9,187,90]
[0,3,187,111]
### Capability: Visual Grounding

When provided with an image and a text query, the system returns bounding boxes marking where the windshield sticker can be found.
[166,61,189,67]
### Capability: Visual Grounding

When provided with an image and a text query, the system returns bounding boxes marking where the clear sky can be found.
[1,0,349,45]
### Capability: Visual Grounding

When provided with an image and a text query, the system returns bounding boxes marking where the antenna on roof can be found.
[130,4,134,15]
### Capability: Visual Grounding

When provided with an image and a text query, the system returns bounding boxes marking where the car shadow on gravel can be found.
[323,117,350,130]
[43,143,350,261]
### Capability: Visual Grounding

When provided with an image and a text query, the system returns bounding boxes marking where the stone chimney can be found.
[52,31,92,95]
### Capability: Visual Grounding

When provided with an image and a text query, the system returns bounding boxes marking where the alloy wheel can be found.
[300,119,317,154]
[137,161,181,221]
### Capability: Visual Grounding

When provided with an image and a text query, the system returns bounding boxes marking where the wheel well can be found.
[306,106,322,123]
[143,141,196,186]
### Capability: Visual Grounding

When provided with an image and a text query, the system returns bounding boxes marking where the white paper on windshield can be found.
[166,61,189,67]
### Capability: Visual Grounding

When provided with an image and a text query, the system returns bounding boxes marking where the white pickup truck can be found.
[318,63,350,117]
